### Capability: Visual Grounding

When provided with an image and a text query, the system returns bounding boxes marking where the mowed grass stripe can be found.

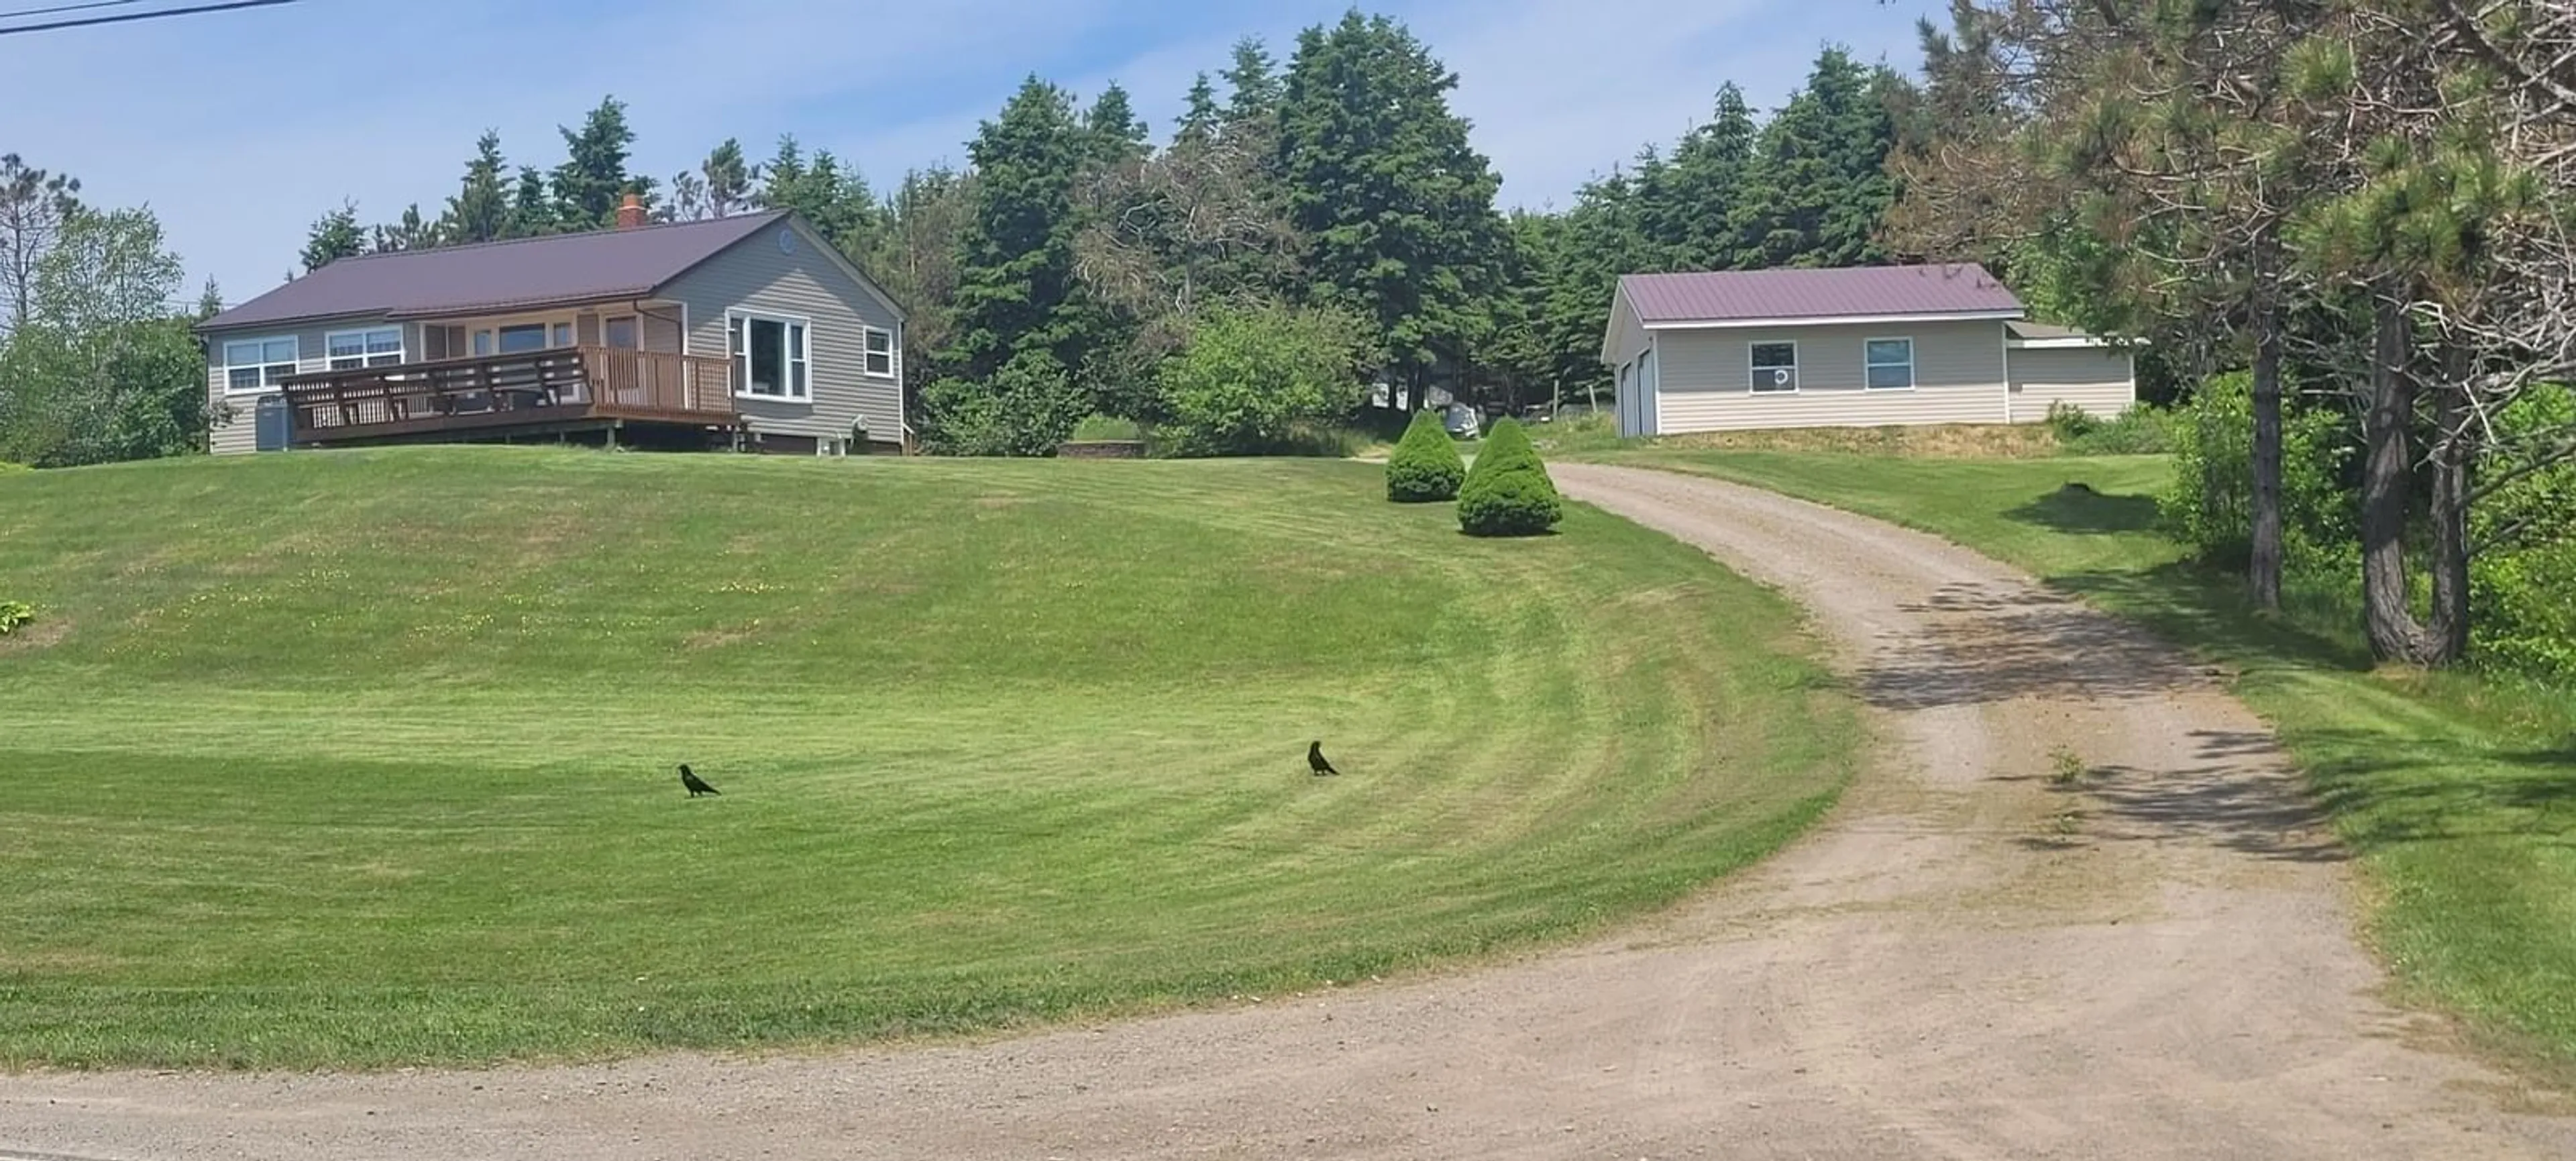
[0,447,1854,1068]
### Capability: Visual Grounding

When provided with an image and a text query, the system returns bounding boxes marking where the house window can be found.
[1865,338,1915,390]
[604,315,639,350]
[221,336,299,394]
[1750,342,1798,393]
[729,311,810,400]
[863,326,895,378]
[325,326,403,371]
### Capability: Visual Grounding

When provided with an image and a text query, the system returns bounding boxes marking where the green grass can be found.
[0,446,1858,1069]
[1585,443,2576,1082]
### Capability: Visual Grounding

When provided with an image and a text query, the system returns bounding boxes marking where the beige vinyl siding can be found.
[662,217,904,449]
[1654,319,2007,434]
[205,317,416,455]
[2008,346,2135,421]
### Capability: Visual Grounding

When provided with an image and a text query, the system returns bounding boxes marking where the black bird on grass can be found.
[1307,741,1340,777]
[678,764,721,797]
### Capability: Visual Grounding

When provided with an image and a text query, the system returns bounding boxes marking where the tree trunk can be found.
[2248,290,2286,611]
[2359,292,2432,664]
[2424,350,2475,666]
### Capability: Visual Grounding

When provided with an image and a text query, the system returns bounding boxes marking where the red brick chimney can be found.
[616,193,646,230]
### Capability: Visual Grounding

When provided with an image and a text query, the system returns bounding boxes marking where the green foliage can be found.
[1277,12,1505,385]
[1155,301,1367,457]
[1458,417,1562,536]
[298,200,365,273]
[2158,372,2349,572]
[1731,48,1902,269]
[0,206,209,467]
[919,350,1091,456]
[2048,401,2175,456]
[551,95,652,229]
[1384,408,1465,503]
[757,136,877,250]
[1069,413,1143,442]
[944,78,1092,387]
[0,448,1854,1067]
[438,132,513,245]
[0,600,30,635]
[2469,388,2576,683]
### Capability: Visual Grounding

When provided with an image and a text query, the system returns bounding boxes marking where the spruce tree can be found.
[300,201,365,272]
[1276,11,1506,399]
[441,131,512,246]
[944,76,1089,387]
[1731,48,1898,268]
[551,95,652,229]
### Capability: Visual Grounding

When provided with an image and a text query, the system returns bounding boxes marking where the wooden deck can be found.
[280,348,737,447]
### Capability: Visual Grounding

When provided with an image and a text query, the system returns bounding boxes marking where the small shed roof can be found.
[1618,264,2025,327]
[199,211,792,332]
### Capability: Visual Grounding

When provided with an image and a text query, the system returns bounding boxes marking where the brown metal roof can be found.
[199,211,792,332]
[1621,264,2023,325]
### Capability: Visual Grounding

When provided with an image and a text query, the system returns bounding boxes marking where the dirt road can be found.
[8,464,2567,1160]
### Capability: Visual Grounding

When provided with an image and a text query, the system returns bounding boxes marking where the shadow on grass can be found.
[2035,562,2374,674]
[2006,485,2163,536]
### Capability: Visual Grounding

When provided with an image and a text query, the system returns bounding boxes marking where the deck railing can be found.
[280,347,735,438]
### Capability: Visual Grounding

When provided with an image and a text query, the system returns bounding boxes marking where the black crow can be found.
[1307,741,1339,776]
[679,764,720,797]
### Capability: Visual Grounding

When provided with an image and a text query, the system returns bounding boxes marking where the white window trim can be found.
[1864,336,1916,391]
[728,309,814,401]
[221,334,301,395]
[449,312,580,358]
[323,325,406,372]
[1748,340,1799,395]
[862,325,898,380]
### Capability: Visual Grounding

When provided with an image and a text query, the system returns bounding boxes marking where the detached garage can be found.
[1601,264,2137,438]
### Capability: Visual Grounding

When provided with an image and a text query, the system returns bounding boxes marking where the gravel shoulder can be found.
[8,464,2568,1161]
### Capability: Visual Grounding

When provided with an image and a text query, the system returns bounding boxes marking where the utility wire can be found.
[0,0,296,35]
[0,0,151,20]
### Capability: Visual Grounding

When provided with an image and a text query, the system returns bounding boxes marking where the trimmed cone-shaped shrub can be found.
[1458,417,1562,537]
[1385,409,1466,503]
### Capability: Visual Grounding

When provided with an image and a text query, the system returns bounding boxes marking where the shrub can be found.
[1155,301,1369,457]
[1458,417,1562,537]
[2157,370,2351,571]
[2051,403,2175,456]
[1068,414,1144,442]
[1385,409,1466,503]
[918,352,1092,457]
[2470,387,2576,683]
[0,601,32,636]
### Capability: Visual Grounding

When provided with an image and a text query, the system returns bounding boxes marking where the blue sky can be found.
[6,0,1937,305]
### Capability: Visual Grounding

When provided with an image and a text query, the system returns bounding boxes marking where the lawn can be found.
[1585,443,2576,1082]
[0,447,1857,1069]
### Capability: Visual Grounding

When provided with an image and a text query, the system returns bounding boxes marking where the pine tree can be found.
[943,76,1091,387]
[703,138,753,219]
[370,203,435,254]
[1083,83,1151,168]
[757,136,875,250]
[1276,11,1506,399]
[1177,73,1221,145]
[1663,84,1759,268]
[1220,37,1283,132]
[510,166,556,237]
[1731,48,1899,269]
[441,131,512,246]
[551,95,651,229]
[301,200,366,272]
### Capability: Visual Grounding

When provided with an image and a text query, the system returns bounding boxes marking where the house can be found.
[1598,264,2135,438]
[196,198,908,456]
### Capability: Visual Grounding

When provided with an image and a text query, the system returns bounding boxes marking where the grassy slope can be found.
[0,448,1856,1069]
[1589,445,2576,1081]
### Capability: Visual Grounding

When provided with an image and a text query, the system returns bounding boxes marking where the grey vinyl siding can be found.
[662,217,904,449]
[2007,346,2135,421]
[205,316,416,455]
[1654,319,2008,433]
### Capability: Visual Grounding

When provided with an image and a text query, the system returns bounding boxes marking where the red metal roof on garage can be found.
[1621,264,2023,325]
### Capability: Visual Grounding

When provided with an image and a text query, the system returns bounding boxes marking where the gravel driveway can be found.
[7,464,2567,1161]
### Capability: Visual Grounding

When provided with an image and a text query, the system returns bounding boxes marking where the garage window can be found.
[1750,342,1798,393]
[1865,338,1915,390]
